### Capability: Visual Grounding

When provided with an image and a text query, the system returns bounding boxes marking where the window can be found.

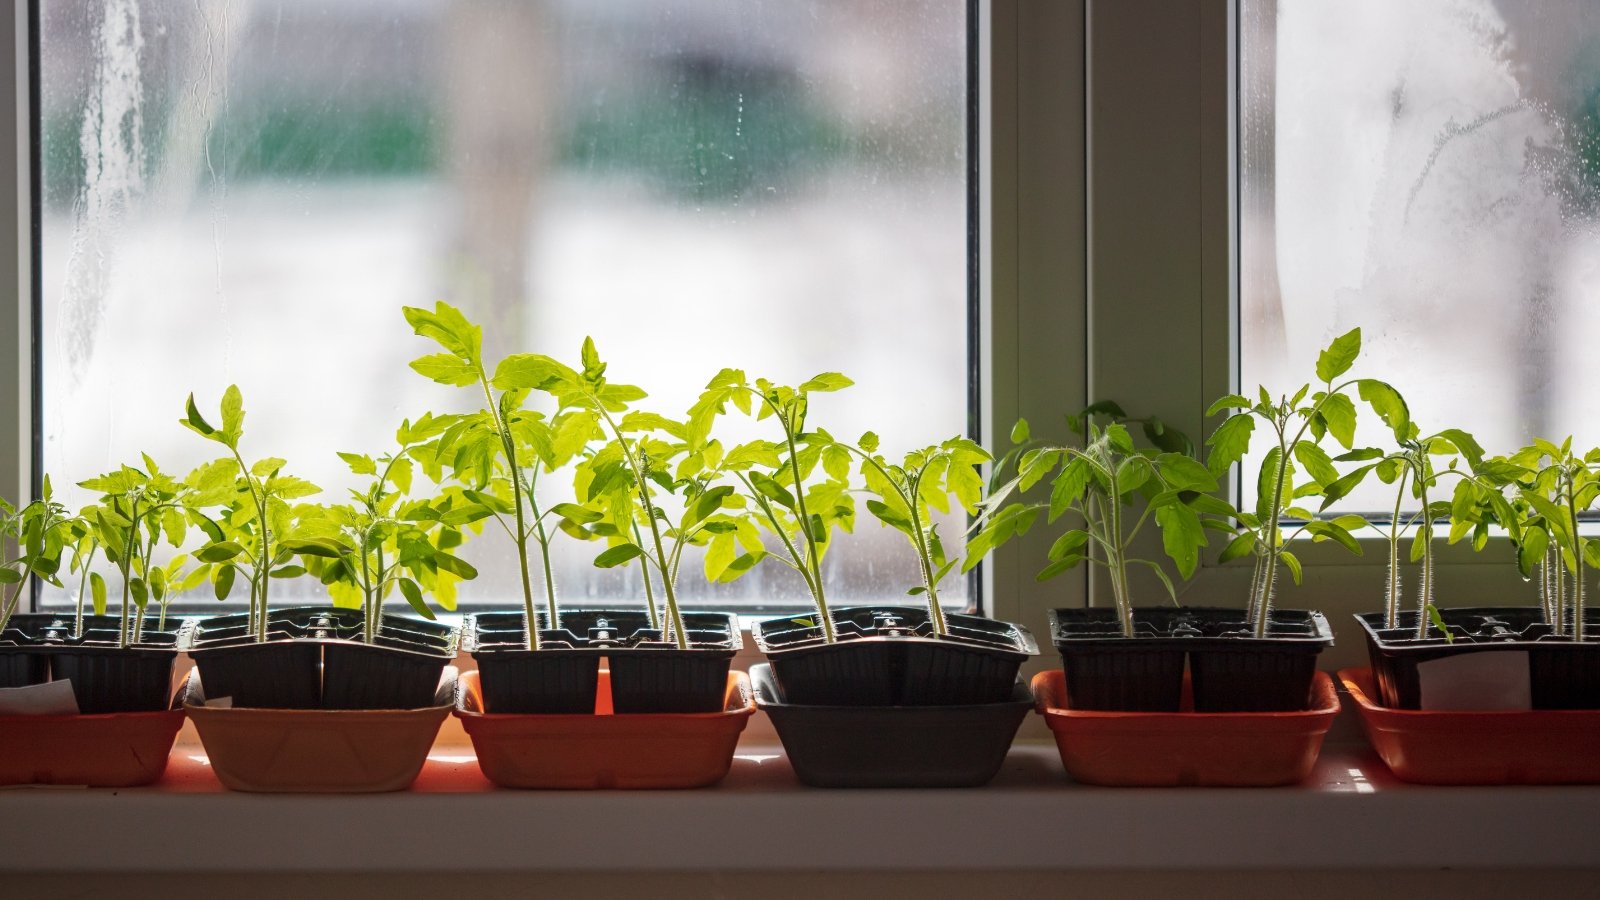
[33,0,973,613]
[1240,0,1600,512]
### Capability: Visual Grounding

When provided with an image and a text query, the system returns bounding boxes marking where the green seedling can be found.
[316,418,478,644]
[403,302,598,650]
[1207,328,1392,636]
[182,385,343,642]
[0,478,75,635]
[1491,439,1600,642]
[1317,394,1494,637]
[78,456,200,646]
[972,403,1224,638]
[518,341,740,648]
[839,433,991,636]
[687,371,856,642]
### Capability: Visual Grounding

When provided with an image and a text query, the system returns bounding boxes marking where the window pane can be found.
[1240,0,1600,511]
[38,0,970,612]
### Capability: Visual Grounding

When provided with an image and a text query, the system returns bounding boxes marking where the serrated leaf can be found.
[1316,328,1361,382]
[1206,414,1255,476]
[1279,549,1303,585]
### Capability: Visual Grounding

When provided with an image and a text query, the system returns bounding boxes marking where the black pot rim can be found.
[751,605,1039,657]
[465,609,743,654]
[1049,606,1334,646]
[1355,607,1600,650]
[748,662,1033,711]
[183,606,459,660]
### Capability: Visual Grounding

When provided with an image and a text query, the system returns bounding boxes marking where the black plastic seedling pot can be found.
[1356,607,1600,710]
[0,614,181,713]
[466,609,741,714]
[1049,607,1334,712]
[184,607,457,710]
[751,663,1031,788]
[750,606,1039,706]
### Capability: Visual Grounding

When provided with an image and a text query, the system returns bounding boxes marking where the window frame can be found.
[2,0,1530,672]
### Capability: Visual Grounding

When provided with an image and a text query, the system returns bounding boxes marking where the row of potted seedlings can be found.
[3,317,1599,790]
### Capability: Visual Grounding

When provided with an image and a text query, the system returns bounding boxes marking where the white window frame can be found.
[0,1,1529,673]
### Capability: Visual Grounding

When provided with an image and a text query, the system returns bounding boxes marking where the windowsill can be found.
[3,741,1598,872]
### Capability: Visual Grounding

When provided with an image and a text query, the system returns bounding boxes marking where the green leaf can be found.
[432,552,479,580]
[1156,501,1206,578]
[1048,458,1091,522]
[799,373,853,393]
[220,385,244,439]
[1357,380,1411,443]
[1305,520,1362,555]
[196,541,246,563]
[338,452,378,475]
[1206,394,1252,417]
[1426,604,1453,643]
[270,565,307,579]
[493,353,570,391]
[1255,447,1285,520]
[409,353,480,387]
[280,539,344,559]
[1279,549,1303,585]
[1319,393,1358,449]
[1156,453,1217,492]
[1316,327,1361,382]
[1293,443,1340,488]
[1435,428,1485,468]
[1035,557,1083,582]
[858,432,879,454]
[1219,532,1255,563]
[183,393,217,437]
[90,572,106,615]
[398,578,435,620]
[213,564,236,600]
[551,502,602,524]
[1047,529,1090,562]
[1206,414,1255,476]
[1010,418,1030,444]
[594,544,644,568]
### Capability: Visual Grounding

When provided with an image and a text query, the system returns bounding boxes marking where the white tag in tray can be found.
[0,679,81,716]
[1417,651,1530,710]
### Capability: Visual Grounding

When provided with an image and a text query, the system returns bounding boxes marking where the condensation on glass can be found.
[37,1,969,611]
[1240,0,1600,511]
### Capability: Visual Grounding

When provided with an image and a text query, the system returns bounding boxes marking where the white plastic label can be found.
[0,679,81,716]
[1417,651,1531,710]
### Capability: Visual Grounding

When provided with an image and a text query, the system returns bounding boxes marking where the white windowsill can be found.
[3,742,1598,873]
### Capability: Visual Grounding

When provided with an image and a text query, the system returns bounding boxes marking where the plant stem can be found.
[527,466,561,631]
[1254,429,1290,638]
[479,375,540,651]
[631,518,661,630]
[599,406,688,649]
[1415,473,1433,640]
[1387,468,1406,629]
[776,413,833,642]
[74,545,98,637]
[903,468,947,636]
[1568,471,1587,643]
[229,447,271,643]
[1106,459,1133,637]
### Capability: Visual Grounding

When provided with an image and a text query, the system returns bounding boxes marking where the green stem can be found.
[1568,472,1586,642]
[901,467,948,636]
[1386,467,1406,629]
[1106,458,1134,637]
[528,466,560,631]
[631,519,661,630]
[1415,473,1433,640]
[74,545,98,637]
[598,405,687,649]
[479,375,540,651]
[777,413,832,642]
[229,447,271,643]
[1255,427,1290,638]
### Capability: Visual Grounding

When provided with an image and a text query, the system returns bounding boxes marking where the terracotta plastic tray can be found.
[1032,668,1339,787]
[1340,667,1600,785]
[0,706,185,787]
[184,667,454,793]
[454,669,754,789]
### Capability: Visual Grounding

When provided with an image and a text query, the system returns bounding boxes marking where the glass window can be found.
[1239,0,1600,511]
[36,0,971,612]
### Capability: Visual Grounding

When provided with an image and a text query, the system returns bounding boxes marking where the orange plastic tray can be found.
[1032,668,1339,786]
[1340,667,1600,785]
[0,707,185,787]
[184,667,453,793]
[455,669,754,789]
